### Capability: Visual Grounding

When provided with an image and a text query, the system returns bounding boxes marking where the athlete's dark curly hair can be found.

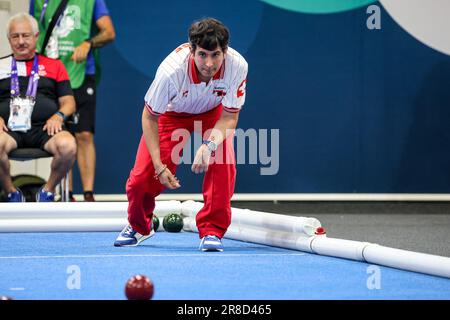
[189,18,229,52]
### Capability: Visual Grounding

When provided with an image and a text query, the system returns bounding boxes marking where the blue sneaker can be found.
[36,186,55,202]
[7,188,25,202]
[199,235,223,252]
[114,224,155,247]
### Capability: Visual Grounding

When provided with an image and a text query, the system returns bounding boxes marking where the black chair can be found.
[9,148,69,202]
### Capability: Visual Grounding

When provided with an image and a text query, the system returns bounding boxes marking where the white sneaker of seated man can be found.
[114,224,154,247]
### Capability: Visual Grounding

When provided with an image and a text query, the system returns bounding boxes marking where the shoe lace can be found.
[205,235,220,242]
[124,225,134,236]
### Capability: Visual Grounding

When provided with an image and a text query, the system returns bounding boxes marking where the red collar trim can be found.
[189,56,225,84]
[189,56,200,84]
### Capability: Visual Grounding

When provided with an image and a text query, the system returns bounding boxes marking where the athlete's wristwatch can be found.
[202,140,217,153]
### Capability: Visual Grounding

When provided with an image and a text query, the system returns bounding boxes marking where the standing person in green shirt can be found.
[30,0,115,201]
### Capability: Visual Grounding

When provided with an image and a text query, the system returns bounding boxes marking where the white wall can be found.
[380,0,450,56]
[0,0,29,57]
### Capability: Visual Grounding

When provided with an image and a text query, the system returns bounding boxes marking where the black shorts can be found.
[7,125,67,149]
[68,75,96,134]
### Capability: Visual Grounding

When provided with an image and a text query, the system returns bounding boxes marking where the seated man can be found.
[0,13,76,202]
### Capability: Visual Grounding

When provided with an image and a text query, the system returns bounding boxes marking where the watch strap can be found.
[202,140,217,152]
[55,111,67,121]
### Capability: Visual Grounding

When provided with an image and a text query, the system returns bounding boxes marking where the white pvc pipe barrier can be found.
[0,218,126,233]
[1,200,449,279]
[0,201,181,232]
[181,200,324,236]
[311,237,450,279]
[183,215,450,279]
[0,201,181,219]
[310,236,372,261]
[183,216,315,252]
[362,244,450,278]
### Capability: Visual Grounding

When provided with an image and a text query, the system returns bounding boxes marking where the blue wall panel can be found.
[79,1,450,194]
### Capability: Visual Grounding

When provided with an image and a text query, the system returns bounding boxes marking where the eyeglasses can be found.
[9,33,35,41]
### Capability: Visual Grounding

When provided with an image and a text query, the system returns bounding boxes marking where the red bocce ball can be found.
[125,275,154,300]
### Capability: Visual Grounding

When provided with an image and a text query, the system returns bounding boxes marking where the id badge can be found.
[8,97,34,132]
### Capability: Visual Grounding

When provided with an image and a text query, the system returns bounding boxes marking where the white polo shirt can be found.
[144,43,248,115]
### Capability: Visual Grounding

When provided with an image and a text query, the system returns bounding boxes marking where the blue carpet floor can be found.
[0,231,449,300]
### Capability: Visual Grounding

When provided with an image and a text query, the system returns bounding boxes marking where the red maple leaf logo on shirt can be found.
[237,79,246,98]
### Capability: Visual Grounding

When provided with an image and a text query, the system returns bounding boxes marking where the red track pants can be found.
[126,105,236,239]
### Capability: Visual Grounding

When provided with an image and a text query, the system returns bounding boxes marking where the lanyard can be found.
[39,0,63,27]
[39,0,50,23]
[10,55,40,100]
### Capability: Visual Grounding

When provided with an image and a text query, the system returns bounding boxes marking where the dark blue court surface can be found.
[0,231,449,300]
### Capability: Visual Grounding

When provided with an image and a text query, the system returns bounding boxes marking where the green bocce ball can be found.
[163,213,184,232]
[152,215,160,232]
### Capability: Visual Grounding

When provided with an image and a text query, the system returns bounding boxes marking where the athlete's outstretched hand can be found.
[158,167,181,189]
[191,144,212,174]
